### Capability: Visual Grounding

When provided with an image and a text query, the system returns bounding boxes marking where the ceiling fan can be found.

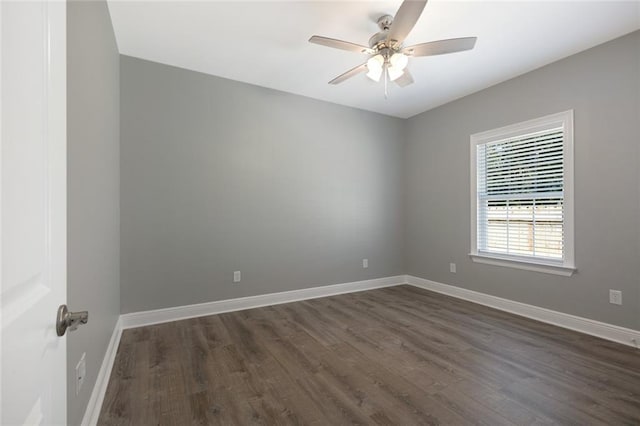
[309,0,477,96]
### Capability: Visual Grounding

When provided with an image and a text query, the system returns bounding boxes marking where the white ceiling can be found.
[107,1,640,118]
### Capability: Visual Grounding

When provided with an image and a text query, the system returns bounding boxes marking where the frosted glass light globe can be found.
[390,52,409,70]
[366,54,384,82]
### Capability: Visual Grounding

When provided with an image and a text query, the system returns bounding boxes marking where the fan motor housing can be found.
[368,31,388,49]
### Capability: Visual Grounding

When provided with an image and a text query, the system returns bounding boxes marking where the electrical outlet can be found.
[362,259,368,268]
[76,353,86,395]
[450,263,456,273]
[233,271,241,283]
[609,290,622,305]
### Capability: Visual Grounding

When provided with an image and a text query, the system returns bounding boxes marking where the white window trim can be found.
[469,110,575,276]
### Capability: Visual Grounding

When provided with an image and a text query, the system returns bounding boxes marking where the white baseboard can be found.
[81,317,123,426]
[405,275,640,349]
[120,275,407,329]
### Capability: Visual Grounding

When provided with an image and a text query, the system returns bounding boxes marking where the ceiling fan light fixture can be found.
[366,54,384,82]
[387,65,405,82]
[366,67,383,82]
[390,52,409,70]
[366,54,384,70]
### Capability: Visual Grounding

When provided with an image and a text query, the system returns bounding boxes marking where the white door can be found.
[1,1,67,425]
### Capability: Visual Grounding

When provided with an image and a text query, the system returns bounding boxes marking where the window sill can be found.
[469,253,576,276]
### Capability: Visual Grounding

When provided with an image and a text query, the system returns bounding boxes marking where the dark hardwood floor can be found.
[99,285,640,425]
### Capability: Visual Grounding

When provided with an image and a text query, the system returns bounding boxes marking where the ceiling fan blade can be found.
[403,37,477,57]
[328,63,368,85]
[309,36,374,54]
[394,69,414,87]
[387,0,428,47]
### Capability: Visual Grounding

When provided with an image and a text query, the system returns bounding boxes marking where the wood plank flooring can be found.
[99,285,640,425]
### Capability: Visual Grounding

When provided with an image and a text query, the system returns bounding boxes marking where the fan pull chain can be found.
[384,65,389,99]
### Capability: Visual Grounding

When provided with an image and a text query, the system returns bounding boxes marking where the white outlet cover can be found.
[362,259,368,268]
[233,271,241,283]
[450,263,457,273]
[609,290,622,305]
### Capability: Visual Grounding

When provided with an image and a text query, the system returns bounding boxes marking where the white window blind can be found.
[470,111,575,275]
[477,128,564,260]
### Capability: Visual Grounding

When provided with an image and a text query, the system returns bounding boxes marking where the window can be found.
[470,111,575,276]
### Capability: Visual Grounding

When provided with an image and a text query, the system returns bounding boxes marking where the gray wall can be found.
[67,1,120,424]
[405,31,640,331]
[120,32,638,330]
[120,56,405,314]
